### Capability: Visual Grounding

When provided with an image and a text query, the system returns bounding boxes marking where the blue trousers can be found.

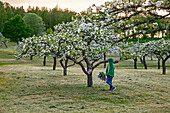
[106,76,115,89]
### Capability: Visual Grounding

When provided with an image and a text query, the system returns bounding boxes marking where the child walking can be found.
[105,58,116,91]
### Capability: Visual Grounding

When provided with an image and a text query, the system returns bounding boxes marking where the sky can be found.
[1,0,168,15]
[1,0,109,12]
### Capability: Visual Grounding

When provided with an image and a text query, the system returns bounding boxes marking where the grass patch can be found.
[0,42,170,112]
[116,65,170,68]
[0,64,169,112]
[0,62,19,66]
[0,50,14,59]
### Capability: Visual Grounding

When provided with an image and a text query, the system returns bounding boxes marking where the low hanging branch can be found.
[113,13,170,32]
[67,56,89,75]
[111,25,167,46]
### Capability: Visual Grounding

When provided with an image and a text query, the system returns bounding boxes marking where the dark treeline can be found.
[0,1,77,32]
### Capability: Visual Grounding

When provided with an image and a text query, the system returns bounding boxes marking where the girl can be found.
[105,58,116,91]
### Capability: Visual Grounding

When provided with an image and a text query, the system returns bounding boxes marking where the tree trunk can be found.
[63,58,68,75]
[143,56,147,69]
[151,53,153,60]
[53,57,56,70]
[162,60,166,74]
[140,57,143,64]
[30,55,33,60]
[158,58,160,69]
[134,58,137,69]
[43,56,46,66]
[67,56,111,87]
[63,67,67,75]
[3,42,7,48]
[104,53,106,68]
[87,73,93,87]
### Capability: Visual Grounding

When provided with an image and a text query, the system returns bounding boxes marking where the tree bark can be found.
[134,58,137,69]
[143,56,147,69]
[104,53,106,68]
[53,57,56,70]
[162,60,166,74]
[3,42,7,48]
[43,56,46,66]
[63,58,68,75]
[60,58,74,76]
[158,57,160,69]
[140,57,143,64]
[87,73,93,87]
[151,53,153,60]
[161,56,170,74]
[30,55,33,60]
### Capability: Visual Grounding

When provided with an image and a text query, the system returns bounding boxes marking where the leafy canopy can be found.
[23,13,45,36]
[2,15,32,42]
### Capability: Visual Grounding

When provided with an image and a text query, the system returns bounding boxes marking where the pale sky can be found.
[1,0,109,12]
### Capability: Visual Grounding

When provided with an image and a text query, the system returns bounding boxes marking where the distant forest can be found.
[0,1,77,32]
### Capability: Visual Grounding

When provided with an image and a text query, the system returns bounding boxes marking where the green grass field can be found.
[0,43,170,113]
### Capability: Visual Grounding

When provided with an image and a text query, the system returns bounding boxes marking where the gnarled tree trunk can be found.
[53,57,56,70]
[43,56,46,66]
[63,58,68,75]
[87,72,93,87]
[104,53,106,68]
[3,42,7,48]
[134,58,137,69]
[60,58,75,76]
[30,55,33,60]
[162,60,166,74]
[140,57,143,64]
[161,56,170,74]
[143,56,147,69]
[158,57,160,69]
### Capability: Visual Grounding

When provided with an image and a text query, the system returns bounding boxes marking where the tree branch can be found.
[110,23,167,46]
[92,60,108,70]
[165,55,170,62]
[92,60,119,70]
[91,59,100,66]
[67,62,76,67]
[67,56,88,75]
[60,59,64,68]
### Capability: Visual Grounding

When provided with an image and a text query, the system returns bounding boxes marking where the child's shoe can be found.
[111,87,116,91]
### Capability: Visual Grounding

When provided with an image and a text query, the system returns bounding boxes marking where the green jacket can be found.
[106,58,115,77]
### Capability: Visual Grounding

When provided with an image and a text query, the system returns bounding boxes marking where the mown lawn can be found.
[0,42,170,113]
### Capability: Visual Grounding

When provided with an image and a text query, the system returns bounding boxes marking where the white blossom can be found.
[106,1,110,6]
[155,1,163,7]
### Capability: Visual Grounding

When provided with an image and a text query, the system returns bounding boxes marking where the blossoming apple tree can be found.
[16,0,169,86]
[54,16,119,87]
[150,39,170,74]
[115,38,169,74]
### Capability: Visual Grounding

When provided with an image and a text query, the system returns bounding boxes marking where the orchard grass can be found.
[0,42,170,112]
